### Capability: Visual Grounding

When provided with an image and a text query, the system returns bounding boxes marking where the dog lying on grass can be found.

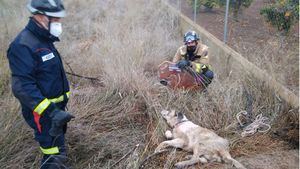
[155,110,246,169]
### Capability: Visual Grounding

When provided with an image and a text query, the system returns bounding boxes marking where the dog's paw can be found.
[154,147,162,153]
[211,154,221,163]
[165,130,173,139]
[183,155,193,160]
[199,157,208,163]
[174,162,185,169]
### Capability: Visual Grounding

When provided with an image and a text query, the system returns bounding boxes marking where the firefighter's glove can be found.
[176,60,190,69]
[49,109,74,136]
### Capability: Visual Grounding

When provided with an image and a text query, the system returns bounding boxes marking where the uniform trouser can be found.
[199,70,214,86]
[22,104,68,169]
[38,125,67,169]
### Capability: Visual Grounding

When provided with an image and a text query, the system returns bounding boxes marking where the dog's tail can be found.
[219,150,246,169]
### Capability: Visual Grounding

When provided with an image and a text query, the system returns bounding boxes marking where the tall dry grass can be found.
[232,36,299,96]
[60,0,180,92]
[0,0,298,169]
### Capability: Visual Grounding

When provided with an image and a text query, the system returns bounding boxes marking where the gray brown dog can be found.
[155,110,246,169]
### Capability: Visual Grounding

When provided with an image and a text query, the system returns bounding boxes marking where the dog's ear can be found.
[161,110,169,115]
[170,110,176,116]
[177,112,184,120]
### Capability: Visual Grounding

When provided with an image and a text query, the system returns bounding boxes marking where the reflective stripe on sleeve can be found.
[49,91,70,103]
[40,146,59,155]
[66,91,70,98]
[195,63,201,73]
[34,91,70,115]
[34,99,51,115]
[49,95,64,103]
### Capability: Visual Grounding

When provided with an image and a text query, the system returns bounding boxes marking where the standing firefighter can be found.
[173,31,214,86]
[7,0,74,168]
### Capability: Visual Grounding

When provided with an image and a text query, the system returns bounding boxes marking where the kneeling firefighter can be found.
[172,31,214,86]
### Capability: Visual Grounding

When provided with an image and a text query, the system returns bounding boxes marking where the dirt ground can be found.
[171,0,299,51]
[237,150,299,169]
[176,0,299,45]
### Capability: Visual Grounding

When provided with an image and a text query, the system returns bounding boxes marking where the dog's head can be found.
[160,110,187,128]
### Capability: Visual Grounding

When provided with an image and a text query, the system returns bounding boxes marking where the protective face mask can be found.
[49,22,62,37]
[187,45,196,52]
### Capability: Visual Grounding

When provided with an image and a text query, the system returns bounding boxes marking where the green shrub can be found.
[188,0,254,20]
[218,0,254,21]
[260,0,299,33]
[218,0,253,8]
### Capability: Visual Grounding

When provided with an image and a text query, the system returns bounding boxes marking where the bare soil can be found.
[172,0,299,51]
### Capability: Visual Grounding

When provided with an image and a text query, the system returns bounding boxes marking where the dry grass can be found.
[232,35,299,95]
[0,0,298,169]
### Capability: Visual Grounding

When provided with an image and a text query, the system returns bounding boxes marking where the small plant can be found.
[188,0,254,20]
[218,0,254,21]
[203,0,218,9]
[260,0,299,33]
[188,0,218,12]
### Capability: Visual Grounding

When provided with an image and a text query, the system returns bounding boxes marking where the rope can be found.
[236,111,271,137]
[184,66,210,87]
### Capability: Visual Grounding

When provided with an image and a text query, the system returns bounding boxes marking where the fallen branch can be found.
[62,58,101,82]
[111,144,140,168]
[66,71,100,81]
[63,59,75,75]
[138,149,169,169]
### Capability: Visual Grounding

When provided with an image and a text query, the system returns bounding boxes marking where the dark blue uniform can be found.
[7,17,70,167]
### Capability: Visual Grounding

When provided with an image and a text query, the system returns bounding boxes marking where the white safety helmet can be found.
[27,0,66,18]
[183,31,200,44]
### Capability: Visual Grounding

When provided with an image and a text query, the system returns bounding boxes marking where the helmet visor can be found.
[185,35,196,43]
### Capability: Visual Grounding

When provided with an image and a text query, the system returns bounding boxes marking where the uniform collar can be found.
[26,17,60,43]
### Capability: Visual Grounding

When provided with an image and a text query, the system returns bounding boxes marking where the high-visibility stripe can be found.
[49,96,64,103]
[40,146,59,155]
[34,99,51,115]
[34,92,70,115]
[66,91,70,98]
[208,65,212,70]
[195,63,201,73]
[49,91,70,103]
